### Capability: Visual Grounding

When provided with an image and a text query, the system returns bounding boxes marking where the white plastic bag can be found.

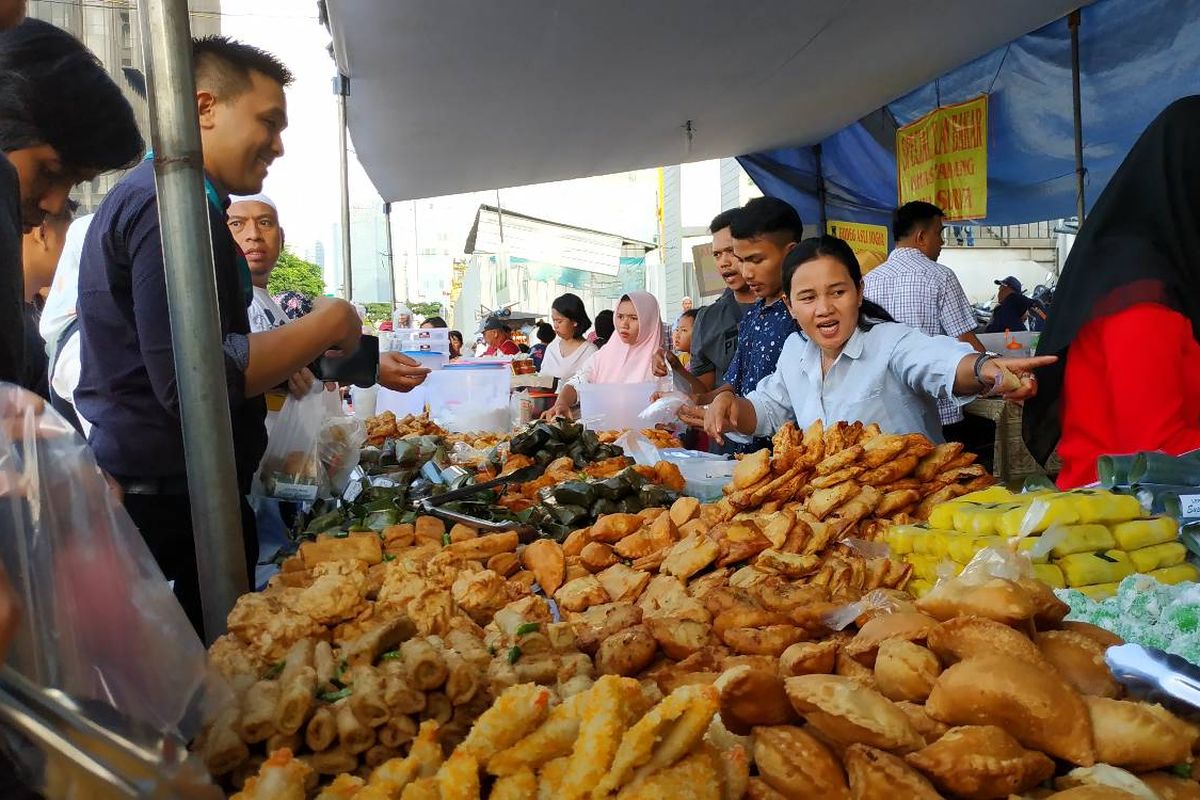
[255,385,365,501]
[637,391,689,428]
[0,384,223,739]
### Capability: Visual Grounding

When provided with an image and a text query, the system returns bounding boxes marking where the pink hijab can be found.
[589,291,663,384]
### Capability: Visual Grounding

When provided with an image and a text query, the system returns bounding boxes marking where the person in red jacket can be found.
[481,315,520,356]
[1024,96,1200,488]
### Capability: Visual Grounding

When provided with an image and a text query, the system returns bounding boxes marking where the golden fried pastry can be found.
[873,639,941,703]
[1036,630,1122,698]
[590,514,645,544]
[722,624,805,657]
[521,539,565,597]
[613,747,723,800]
[925,615,1045,666]
[915,576,1037,625]
[731,449,771,490]
[1016,577,1070,627]
[842,611,939,667]
[905,725,1054,799]
[1084,696,1198,771]
[1044,788,1147,799]
[924,654,1095,766]
[843,743,941,800]
[1138,772,1200,800]
[716,667,799,735]
[752,725,850,800]
[894,701,949,745]
[779,640,839,677]
[644,615,712,661]
[1060,621,1124,649]
[784,675,923,752]
[834,649,877,689]
[1055,764,1160,800]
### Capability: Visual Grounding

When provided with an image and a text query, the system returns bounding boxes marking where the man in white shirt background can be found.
[864,200,991,455]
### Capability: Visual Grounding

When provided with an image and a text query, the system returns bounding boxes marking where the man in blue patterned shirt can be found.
[684,197,802,452]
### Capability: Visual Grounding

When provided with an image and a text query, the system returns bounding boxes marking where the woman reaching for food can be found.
[704,236,1054,444]
[542,291,663,420]
[1024,97,1200,488]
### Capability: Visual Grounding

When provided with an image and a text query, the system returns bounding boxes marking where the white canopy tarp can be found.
[325,0,1082,202]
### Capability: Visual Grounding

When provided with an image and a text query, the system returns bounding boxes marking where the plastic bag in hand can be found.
[637,391,689,428]
[0,384,223,739]
[256,385,362,501]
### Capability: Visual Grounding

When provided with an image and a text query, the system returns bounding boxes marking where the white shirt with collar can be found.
[745,322,976,443]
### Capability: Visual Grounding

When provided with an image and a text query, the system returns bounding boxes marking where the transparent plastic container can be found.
[577,381,657,431]
[673,457,736,501]
[400,350,447,371]
[425,363,511,432]
[390,328,451,353]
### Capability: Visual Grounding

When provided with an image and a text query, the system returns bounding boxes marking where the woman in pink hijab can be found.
[543,291,662,419]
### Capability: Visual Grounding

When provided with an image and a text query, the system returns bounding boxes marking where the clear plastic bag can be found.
[255,385,364,501]
[0,384,223,739]
[637,391,689,428]
[614,429,661,467]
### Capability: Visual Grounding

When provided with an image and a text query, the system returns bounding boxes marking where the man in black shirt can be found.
[76,37,364,636]
[0,19,142,388]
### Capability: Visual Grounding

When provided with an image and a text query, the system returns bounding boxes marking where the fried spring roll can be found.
[337,699,377,754]
[423,692,452,725]
[202,706,249,776]
[348,665,390,728]
[275,665,317,735]
[400,638,448,691]
[378,714,419,749]
[309,746,358,776]
[383,674,427,715]
[239,680,280,744]
[305,705,337,752]
[443,650,479,706]
[314,640,337,690]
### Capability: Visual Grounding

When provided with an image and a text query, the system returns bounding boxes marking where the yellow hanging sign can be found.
[896,94,988,221]
[826,220,889,273]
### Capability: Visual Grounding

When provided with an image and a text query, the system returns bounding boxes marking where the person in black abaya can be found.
[1023,96,1200,488]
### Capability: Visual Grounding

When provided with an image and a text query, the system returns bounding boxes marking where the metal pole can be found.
[383,201,396,306]
[1069,10,1086,224]
[138,0,247,641]
[334,74,353,300]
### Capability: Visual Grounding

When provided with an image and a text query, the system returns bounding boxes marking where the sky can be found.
[215,0,739,302]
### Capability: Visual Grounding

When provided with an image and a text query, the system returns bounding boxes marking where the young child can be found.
[672,309,697,367]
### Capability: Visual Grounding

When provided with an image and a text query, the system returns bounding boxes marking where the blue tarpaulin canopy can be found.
[738,0,1200,232]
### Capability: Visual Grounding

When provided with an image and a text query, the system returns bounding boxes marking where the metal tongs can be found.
[1106,643,1200,722]
[0,666,221,799]
[415,464,542,538]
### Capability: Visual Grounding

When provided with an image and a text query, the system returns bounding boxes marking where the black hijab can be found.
[1023,96,1200,463]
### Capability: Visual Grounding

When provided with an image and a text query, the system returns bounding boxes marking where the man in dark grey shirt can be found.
[670,208,756,390]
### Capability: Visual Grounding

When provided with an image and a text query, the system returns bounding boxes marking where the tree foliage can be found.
[266,248,325,298]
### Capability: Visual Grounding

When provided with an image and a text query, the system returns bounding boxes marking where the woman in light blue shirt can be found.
[704,236,1055,444]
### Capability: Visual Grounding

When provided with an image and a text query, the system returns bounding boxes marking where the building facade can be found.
[28,0,221,213]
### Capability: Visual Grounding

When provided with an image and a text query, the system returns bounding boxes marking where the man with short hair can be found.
[667,209,756,403]
[76,36,365,635]
[679,198,802,453]
[864,201,985,440]
[0,18,143,388]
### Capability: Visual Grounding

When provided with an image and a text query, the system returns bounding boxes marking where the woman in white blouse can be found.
[704,236,1054,444]
[539,292,598,385]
